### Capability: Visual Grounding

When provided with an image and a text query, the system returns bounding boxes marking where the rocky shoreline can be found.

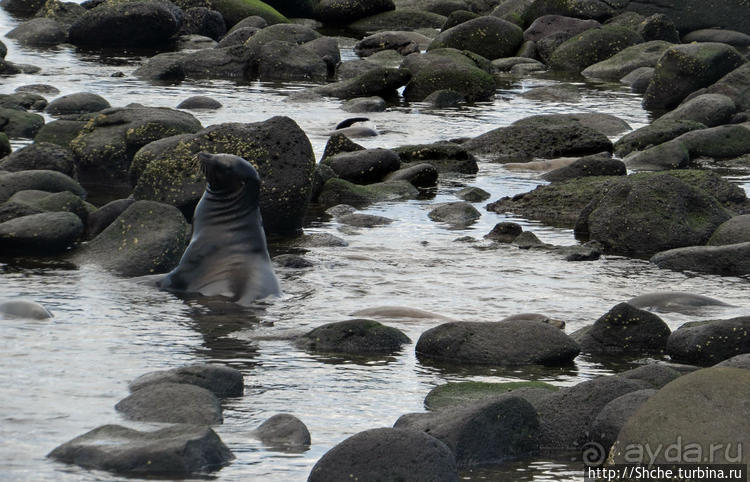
[1,0,749,480]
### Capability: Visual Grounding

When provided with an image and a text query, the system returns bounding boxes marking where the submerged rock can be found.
[308,428,459,482]
[428,201,481,227]
[651,242,750,277]
[254,413,311,447]
[296,319,410,355]
[317,178,418,209]
[424,380,557,411]
[48,424,233,475]
[415,320,580,366]
[129,363,244,398]
[116,382,223,425]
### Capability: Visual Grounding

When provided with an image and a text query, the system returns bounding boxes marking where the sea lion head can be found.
[198,152,260,194]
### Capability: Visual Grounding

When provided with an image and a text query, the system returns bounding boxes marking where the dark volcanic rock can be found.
[572,302,671,354]
[0,211,83,256]
[322,148,400,184]
[0,170,85,204]
[0,142,76,178]
[428,16,523,60]
[131,116,314,236]
[590,389,657,451]
[70,200,188,276]
[578,173,732,258]
[416,320,580,366]
[116,382,223,425]
[296,319,410,355]
[643,42,745,112]
[129,363,243,398]
[610,367,750,467]
[48,424,233,475]
[667,317,750,366]
[308,428,459,482]
[68,0,183,48]
[255,413,311,446]
[395,395,540,467]
[542,153,625,182]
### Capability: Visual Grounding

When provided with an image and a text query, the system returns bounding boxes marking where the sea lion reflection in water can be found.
[157,152,280,306]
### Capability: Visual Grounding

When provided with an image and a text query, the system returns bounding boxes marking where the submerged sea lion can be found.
[0,299,52,319]
[627,292,733,314]
[157,152,280,305]
[328,117,378,138]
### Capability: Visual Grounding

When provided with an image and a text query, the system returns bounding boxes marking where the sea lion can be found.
[156,152,280,305]
[328,117,378,138]
[503,157,578,172]
[350,306,454,321]
[500,313,565,330]
[0,299,52,319]
[627,292,733,314]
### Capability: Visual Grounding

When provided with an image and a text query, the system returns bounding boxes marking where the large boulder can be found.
[0,211,83,256]
[534,375,645,452]
[572,302,671,354]
[70,200,189,276]
[0,142,76,178]
[253,40,327,82]
[402,49,495,103]
[609,367,750,466]
[577,173,732,257]
[643,43,746,112]
[581,40,671,81]
[394,396,540,466]
[296,319,410,355]
[314,0,394,25]
[674,123,750,160]
[415,320,581,366]
[541,153,625,182]
[464,115,612,162]
[129,363,243,397]
[428,16,523,60]
[308,428,459,482]
[622,138,690,171]
[131,116,315,235]
[548,25,642,73]
[666,317,750,366]
[115,382,223,424]
[47,424,233,475]
[523,15,600,42]
[68,0,183,48]
[0,0,45,17]
[70,106,201,191]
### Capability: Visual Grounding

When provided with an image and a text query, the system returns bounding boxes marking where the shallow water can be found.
[1,7,749,482]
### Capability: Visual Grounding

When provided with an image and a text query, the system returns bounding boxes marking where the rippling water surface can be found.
[1,7,749,482]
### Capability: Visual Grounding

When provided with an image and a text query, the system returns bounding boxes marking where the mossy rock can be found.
[614,119,706,157]
[424,381,557,410]
[581,40,671,81]
[314,0,394,25]
[427,16,523,60]
[548,25,643,73]
[403,50,495,102]
[0,107,45,139]
[317,178,418,208]
[643,42,745,112]
[348,8,446,35]
[70,106,202,190]
[132,116,315,236]
[210,0,288,27]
